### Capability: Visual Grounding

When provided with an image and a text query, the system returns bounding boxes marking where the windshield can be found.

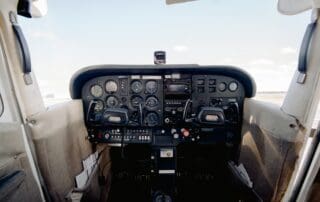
[19,0,309,102]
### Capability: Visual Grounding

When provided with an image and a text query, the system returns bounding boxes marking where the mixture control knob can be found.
[181,128,190,137]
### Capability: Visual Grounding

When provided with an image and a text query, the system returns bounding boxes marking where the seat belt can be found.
[296,13,318,84]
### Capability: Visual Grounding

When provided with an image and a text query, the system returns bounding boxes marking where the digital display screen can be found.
[167,84,188,92]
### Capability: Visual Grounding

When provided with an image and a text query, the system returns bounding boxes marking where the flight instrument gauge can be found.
[145,96,159,109]
[145,112,159,127]
[106,96,119,108]
[131,80,143,93]
[90,85,103,97]
[105,80,118,93]
[146,80,158,94]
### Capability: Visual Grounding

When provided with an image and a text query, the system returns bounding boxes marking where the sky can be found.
[19,0,310,99]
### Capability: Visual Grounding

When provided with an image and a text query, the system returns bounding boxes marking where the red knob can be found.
[181,128,190,137]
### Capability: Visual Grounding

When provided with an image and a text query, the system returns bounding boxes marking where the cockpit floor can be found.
[107,169,239,202]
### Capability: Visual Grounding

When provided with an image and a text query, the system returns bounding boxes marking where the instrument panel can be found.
[81,71,247,146]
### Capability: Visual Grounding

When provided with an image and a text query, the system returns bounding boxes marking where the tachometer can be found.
[146,80,158,94]
[131,80,143,93]
[90,85,103,97]
[105,80,118,93]
[106,96,119,108]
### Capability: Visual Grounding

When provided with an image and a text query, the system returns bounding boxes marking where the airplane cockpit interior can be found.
[1,0,320,202]
[71,65,255,201]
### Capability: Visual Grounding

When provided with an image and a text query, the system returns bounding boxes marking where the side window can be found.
[0,93,3,117]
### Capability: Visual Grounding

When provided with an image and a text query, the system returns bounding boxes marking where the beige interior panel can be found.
[0,123,42,202]
[0,0,46,119]
[0,153,42,202]
[282,18,320,127]
[240,98,304,201]
[28,100,111,201]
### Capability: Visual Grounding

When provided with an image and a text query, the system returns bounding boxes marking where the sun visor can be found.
[278,0,320,15]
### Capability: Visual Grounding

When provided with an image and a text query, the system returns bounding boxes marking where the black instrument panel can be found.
[81,71,246,145]
[82,75,164,127]
[73,65,256,145]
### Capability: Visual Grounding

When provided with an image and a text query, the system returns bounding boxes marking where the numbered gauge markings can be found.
[90,85,103,97]
[131,80,143,94]
[105,80,118,93]
[145,80,158,94]
[106,96,119,108]
[145,112,159,127]
[145,96,159,110]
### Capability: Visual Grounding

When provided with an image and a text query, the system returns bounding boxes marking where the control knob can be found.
[181,128,190,137]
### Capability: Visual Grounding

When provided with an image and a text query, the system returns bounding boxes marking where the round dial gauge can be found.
[105,80,118,93]
[131,80,143,93]
[146,80,158,94]
[130,96,144,109]
[90,85,103,97]
[229,81,238,92]
[106,96,119,108]
[94,100,104,112]
[145,112,159,127]
[145,96,159,109]
[218,82,227,92]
